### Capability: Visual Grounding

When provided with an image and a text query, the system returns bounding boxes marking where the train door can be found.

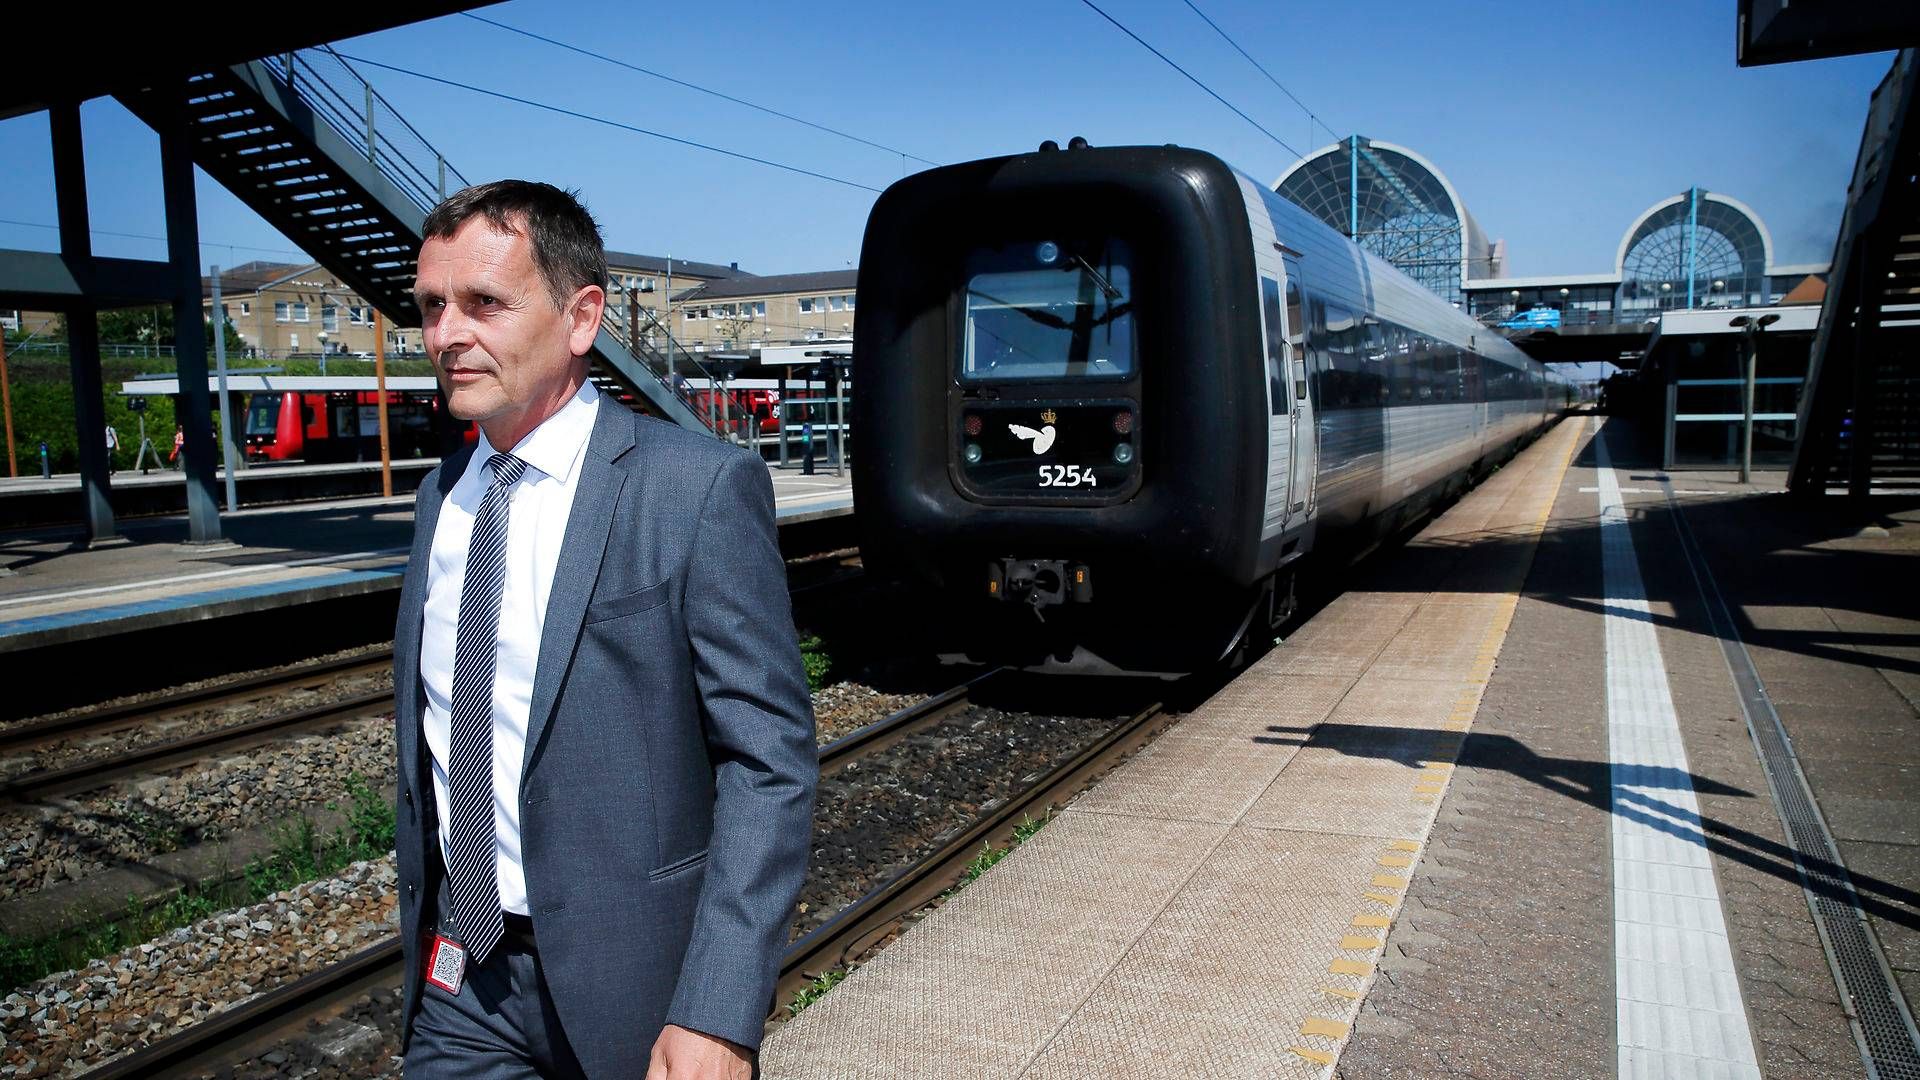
[1280,255,1317,518]
[1259,276,1294,535]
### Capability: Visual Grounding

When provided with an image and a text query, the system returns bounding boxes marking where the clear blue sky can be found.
[0,0,1893,280]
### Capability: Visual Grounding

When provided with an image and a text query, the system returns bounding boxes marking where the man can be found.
[393,180,816,1079]
[104,423,118,474]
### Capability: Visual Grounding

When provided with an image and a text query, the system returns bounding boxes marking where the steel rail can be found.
[0,689,392,802]
[0,652,392,750]
[85,939,403,1080]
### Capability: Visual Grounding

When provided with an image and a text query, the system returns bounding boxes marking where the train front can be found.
[852,145,1270,674]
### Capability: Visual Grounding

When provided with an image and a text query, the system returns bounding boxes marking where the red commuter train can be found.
[243,387,470,462]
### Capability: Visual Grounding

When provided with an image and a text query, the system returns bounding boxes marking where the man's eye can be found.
[478,295,497,307]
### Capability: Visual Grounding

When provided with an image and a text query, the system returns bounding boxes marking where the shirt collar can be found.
[472,380,600,486]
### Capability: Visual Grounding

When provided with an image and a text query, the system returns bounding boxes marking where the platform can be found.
[761,416,1920,1079]
[0,465,852,654]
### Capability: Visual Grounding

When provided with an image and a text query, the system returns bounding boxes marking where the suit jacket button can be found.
[407,884,417,896]
[404,791,414,806]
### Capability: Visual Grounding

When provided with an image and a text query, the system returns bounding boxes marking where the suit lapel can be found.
[395,447,472,787]
[522,403,636,779]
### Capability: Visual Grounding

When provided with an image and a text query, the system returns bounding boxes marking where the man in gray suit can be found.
[393,180,816,1079]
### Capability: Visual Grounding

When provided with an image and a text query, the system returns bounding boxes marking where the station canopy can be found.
[1616,189,1774,313]
[1273,136,1497,306]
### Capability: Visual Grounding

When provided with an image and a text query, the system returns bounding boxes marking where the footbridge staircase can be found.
[113,47,716,432]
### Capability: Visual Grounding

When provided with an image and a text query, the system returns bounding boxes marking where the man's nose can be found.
[429,304,476,355]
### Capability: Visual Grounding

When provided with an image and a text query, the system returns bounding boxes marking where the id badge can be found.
[425,934,467,995]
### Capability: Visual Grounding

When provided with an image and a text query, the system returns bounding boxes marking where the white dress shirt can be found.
[420,380,600,916]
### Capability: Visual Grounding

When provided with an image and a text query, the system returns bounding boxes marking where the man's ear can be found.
[568,284,606,357]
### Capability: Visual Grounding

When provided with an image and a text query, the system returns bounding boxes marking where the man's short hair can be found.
[422,180,608,312]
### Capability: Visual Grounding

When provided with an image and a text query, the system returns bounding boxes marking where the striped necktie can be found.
[444,451,527,964]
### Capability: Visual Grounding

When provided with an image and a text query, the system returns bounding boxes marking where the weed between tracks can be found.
[0,776,396,994]
[784,812,1052,1020]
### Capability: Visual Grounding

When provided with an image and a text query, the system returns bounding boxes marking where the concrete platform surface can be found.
[761,416,1920,1080]
[0,465,851,652]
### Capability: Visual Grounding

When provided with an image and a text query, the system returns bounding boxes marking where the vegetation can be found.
[785,967,847,1018]
[0,776,397,995]
[953,813,1051,889]
[797,632,833,691]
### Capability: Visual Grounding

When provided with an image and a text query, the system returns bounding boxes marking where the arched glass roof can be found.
[1616,190,1774,311]
[1273,136,1491,305]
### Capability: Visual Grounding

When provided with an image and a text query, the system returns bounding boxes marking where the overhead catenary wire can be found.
[459,12,942,169]
[1076,0,1302,160]
[0,218,313,262]
[1178,0,1336,149]
[329,53,886,195]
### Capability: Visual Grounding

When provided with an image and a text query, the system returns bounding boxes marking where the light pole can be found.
[1729,313,1780,483]
[317,330,329,376]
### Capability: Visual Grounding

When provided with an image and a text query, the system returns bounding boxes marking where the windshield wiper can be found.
[1070,254,1122,301]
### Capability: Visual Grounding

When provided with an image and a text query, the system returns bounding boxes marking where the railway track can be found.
[78,668,1172,1078]
[1,555,868,801]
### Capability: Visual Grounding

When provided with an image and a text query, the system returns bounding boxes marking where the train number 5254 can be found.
[1038,464,1097,488]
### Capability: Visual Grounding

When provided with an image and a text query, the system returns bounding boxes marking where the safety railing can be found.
[262,47,470,214]
[599,298,729,432]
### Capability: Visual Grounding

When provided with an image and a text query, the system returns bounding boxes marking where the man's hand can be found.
[647,1024,752,1080]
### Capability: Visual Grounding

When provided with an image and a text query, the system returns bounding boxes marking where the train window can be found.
[961,239,1134,382]
[1260,278,1288,416]
[246,394,281,436]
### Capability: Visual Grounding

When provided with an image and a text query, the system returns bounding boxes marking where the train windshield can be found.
[245,394,282,435]
[961,239,1134,381]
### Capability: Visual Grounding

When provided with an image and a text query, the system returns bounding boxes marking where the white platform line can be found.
[1595,420,1761,1080]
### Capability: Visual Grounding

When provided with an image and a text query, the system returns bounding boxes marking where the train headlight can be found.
[964,443,983,464]
[1113,443,1135,464]
[1036,241,1060,265]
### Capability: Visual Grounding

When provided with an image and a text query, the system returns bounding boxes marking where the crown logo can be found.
[1041,409,1057,425]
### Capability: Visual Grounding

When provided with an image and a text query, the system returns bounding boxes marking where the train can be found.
[851,143,1570,674]
[243,388,469,462]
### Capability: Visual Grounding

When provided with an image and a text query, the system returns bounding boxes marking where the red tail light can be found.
[964,413,983,437]
[1112,411,1134,434]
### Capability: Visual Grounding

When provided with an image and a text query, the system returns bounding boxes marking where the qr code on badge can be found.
[426,936,466,994]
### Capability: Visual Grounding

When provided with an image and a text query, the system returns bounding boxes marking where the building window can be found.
[798,297,815,313]
[240,301,251,316]
[290,333,300,349]
[292,302,309,323]
[828,295,845,312]
[753,301,766,317]
[322,305,339,332]
[842,294,854,310]
[275,301,290,323]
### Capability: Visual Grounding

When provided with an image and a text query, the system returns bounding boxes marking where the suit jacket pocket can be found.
[584,581,669,624]
[648,848,709,881]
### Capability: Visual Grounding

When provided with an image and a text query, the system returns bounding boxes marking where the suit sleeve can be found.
[665,451,818,1049]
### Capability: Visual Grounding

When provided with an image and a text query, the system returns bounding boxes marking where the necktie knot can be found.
[488,453,527,490]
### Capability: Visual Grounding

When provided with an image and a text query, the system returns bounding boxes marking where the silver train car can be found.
[852,143,1566,673]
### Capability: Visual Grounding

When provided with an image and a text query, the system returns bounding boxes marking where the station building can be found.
[669,268,860,353]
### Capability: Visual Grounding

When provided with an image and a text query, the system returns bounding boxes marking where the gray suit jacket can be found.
[392,401,817,1075]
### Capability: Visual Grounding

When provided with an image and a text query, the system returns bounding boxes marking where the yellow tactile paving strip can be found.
[760,419,1588,1080]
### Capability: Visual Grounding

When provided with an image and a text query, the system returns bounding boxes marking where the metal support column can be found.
[161,131,225,542]
[1848,238,1878,499]
[51,102,116,543]
[1664,378,1678,471]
